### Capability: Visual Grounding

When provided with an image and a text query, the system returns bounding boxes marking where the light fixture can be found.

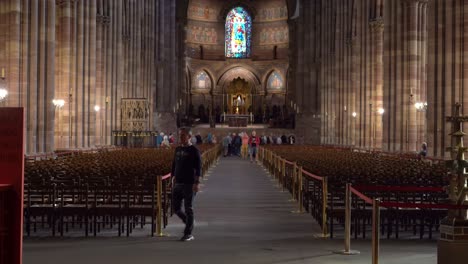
[94,105,100,112]
[0,88,8,101]
[52,99,65,108]
[352,112,357,118]
[377,108,385,115]
[415,101,428,111]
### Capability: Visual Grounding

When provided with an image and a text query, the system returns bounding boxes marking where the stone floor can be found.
[23,157,437,264]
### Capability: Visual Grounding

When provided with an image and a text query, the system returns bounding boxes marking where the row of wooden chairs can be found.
[23,145,219,237]
[262,146,449,240]
[266,145,447,187]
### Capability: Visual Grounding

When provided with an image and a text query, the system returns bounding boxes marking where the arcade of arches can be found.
[1,0,466,158]
[1,0,468,263]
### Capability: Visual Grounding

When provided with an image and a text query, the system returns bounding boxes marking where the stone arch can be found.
[264,69,286,93]
[219,1,257,22]
[216,66,262,95]
[192,69,215,92]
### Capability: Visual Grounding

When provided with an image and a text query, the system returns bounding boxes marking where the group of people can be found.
[155,132,176,148]
[156,131,218,148]
[190,132,217,145]
[222,132,295,160]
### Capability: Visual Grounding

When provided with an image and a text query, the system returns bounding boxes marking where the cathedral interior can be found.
[0,0,466,157]
[1,1,468,264]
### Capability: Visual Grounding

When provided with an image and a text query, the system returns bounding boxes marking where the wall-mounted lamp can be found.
[352,112,357,118]
[0,88,8,101]
[377,108,385,115]
[415,102,428,111]
[94,105,100,112]
[52,99,65,108]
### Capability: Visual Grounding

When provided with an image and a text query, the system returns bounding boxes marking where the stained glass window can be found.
[225,7,252,58]
[267,72,284,90]
[195,71,211,89]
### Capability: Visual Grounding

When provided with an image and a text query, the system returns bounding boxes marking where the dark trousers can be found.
[173,184,196,236]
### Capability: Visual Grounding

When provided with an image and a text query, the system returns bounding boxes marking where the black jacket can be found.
[171,145,202,184]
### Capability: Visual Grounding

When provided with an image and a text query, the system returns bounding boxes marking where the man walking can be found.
[171,127,202,241]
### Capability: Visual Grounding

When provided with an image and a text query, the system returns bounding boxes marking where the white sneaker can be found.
[180,235,194,241]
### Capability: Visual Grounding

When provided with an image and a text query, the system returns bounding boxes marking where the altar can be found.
[225,114,250,127]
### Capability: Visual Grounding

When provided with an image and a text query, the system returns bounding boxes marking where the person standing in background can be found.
[156,132,164,148]
[241,132,249,159]
[249,131,260,162]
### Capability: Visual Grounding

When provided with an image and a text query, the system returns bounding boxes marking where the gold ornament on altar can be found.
[226,77,250,94]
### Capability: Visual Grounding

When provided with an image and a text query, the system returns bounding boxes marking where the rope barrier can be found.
[301,169,324,181]
[350,186,374,204]
[354,185,444,192]
[0,184,13,191]
[379,202,468,210]
[262,146,453,264]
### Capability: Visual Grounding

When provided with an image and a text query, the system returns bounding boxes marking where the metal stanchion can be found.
[281,159,286,192]
[276,156,282,188]
[156,176,168,237]
[289,162,297,201]
[334,183,359,254]
[372,199,380,264]
[314,176,330,238]
[292,166,304,214]
[270,153,276,181]
[260,147,263,163]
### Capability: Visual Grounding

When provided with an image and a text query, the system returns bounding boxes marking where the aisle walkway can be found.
[24,158,436,264]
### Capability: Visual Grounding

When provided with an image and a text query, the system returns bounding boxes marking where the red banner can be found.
[0,108,24,264]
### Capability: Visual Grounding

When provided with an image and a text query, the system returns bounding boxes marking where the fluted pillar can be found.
[56,0,74,149]
[405,0,420,152]
[370,18,384,150]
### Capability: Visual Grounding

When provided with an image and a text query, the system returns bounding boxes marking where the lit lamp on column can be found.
[352,112,357,146]
[415,102,428,146]
[0,88,8,106]
[0,68,7,106]
[53,99,66,149]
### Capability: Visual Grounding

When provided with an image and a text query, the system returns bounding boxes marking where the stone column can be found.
[405,0,421,152]
[56,0,74,149]
[45,0,56,152]
[370,18,384,150]
[153,0,177,133]
[95,0,104,146]
[5,0,21,108]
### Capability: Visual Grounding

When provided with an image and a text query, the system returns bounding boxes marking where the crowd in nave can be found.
[221,131,296,159]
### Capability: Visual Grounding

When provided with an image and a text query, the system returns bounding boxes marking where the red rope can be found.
[380,201,468,210]
[0,184,13,191]
[161,173,171,180]
[302,169,323,181]
[350,186,373,204]
[354,185,444,193]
